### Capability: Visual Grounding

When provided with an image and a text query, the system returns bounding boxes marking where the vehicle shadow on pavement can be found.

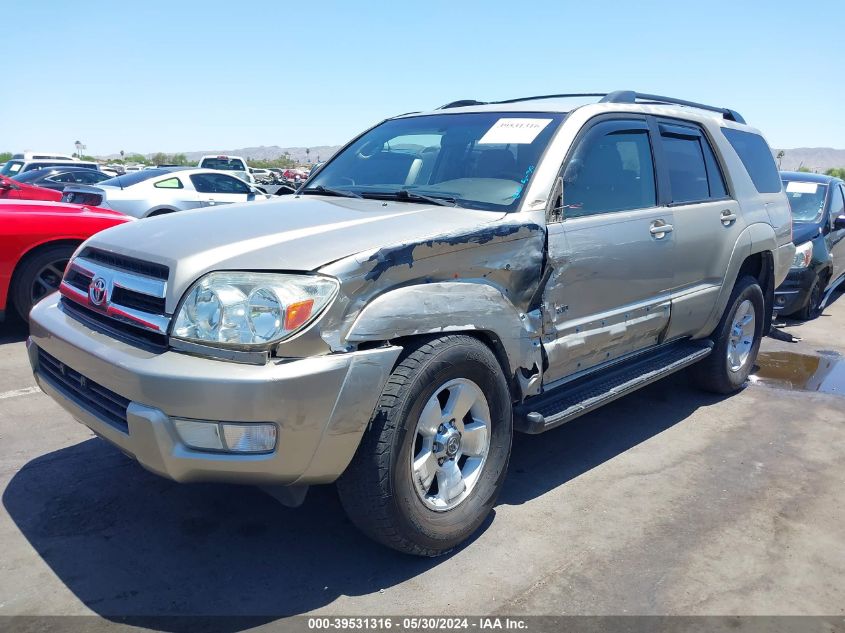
[2,373,724,629]
[500,373,726,506]
[2,439,478,629]
[0,319,28,344]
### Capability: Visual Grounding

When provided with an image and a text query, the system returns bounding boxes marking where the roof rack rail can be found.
[435,91,745,124]
[600,90,745,124]
[492,92,609,105]
[437,100,488,109]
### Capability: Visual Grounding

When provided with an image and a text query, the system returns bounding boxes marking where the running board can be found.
[513,340,713,434]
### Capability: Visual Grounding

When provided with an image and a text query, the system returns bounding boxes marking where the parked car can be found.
[0,152,100,177]
[282,168,308,182]
[0,200,130,322]
[250,168,277,184]
[28,90,793,555]
[0,175,63,202]
[197,155,254,183]
[10,166,113,191]
[60,168,271,218]
[775,171,845,319]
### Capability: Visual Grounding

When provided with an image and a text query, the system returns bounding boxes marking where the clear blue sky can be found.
[3,0,842,155]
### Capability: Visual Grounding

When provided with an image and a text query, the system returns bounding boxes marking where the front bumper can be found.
[28,295,401,486]
[774,267,817,315]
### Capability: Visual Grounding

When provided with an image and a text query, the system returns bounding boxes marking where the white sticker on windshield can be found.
[479,118,552,145]
[785,181,819,194]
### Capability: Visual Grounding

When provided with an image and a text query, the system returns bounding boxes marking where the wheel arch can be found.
[344,281,542,401]
[695,224,779,338]
[7,238,82,314]
[145,206,179,217]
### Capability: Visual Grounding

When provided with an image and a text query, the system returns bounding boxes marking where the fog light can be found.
[221,423,277,453]
[173,419,277,453]
[173,418,224,451]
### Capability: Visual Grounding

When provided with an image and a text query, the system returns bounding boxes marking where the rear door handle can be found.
[650,221,673,238]
[720,209,737,225]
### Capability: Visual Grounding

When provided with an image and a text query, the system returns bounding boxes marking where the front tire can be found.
[337,335,513,556]
[690,275,764,394]
[11,244,76,322]
[793,276,824,321]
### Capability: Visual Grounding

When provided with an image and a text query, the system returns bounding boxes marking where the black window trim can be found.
[651,116,733,207]
[551,113,660,222]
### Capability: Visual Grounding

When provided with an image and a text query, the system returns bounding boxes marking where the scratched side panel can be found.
[541,208,675,384]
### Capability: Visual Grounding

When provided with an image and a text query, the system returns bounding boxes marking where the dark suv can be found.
[776,171,845,319]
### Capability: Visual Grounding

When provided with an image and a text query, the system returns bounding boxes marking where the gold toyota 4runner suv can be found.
[27,91,794,555]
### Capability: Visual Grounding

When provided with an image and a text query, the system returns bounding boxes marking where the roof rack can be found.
[435,91,745,123]
[437,99,488,109]
[599,91,745,124]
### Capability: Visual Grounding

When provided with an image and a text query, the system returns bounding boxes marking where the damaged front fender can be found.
[315,217,549,398]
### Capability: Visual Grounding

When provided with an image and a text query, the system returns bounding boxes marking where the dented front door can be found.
[540,117,674,385]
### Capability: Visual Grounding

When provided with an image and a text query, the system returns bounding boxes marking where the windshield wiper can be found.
[363,189,458,207]
[302,185,362,199]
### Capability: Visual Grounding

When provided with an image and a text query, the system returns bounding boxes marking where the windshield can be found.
[305,112,565,211]
[200,157,247,171]
[1,161,24,176]
[783,180,828,222]
[10,169,52,183]
[99,169,170,188]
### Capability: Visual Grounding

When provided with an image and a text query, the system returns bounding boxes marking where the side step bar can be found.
[513,340,713,434]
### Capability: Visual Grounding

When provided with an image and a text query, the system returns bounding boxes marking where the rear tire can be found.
[793,276,824,321]
[336,335,512,556]
[11,244,76,322]
[689,275,764,394]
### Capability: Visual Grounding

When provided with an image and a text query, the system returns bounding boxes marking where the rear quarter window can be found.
[721,128,782,194]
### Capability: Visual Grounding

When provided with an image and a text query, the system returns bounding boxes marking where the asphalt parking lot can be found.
[0,294,843,625]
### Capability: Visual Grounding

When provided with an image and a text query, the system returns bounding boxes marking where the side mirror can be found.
[834,214,845,231]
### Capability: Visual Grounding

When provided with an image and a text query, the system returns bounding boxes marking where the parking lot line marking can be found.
[0,386,40,400]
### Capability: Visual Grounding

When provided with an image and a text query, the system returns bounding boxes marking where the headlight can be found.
[172,272,338,347]
[791,242,813,269]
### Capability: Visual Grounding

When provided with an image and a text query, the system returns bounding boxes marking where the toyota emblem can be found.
[89,277,108,306]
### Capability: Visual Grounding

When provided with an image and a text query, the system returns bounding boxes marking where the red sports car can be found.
[0,175,63,202]
[0,200,131,322]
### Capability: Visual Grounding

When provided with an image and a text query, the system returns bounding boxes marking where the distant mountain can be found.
[100,145,341,164]
[182,145,341,163]
[773,148,845,173]
[100,145,845,172]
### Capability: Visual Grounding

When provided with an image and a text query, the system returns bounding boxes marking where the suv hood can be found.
[82,196,505,311]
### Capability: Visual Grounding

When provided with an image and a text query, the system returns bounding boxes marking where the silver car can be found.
[61,168,270,218]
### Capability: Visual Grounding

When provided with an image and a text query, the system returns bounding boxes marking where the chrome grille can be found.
[79,247,169,280]
[59,250,171,350]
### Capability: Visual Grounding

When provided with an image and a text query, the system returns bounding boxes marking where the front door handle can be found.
[650,221,673,238]
[720,209,737,225]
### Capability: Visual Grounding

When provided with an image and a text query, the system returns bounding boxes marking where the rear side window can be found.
[154,177,183,189]
[659,123,728,203]
[722,128,781,193]
[199,157,247,171]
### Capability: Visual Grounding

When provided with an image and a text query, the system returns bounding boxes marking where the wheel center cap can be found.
[445,434,461,457]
